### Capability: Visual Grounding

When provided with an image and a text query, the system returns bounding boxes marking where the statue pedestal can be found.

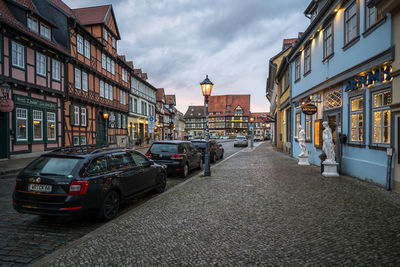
[298,155,310,165]
[322,161,339,177]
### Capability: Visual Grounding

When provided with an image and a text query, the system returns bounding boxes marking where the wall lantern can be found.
[103,112,109,119]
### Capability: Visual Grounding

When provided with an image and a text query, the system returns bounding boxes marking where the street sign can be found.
[302,103,317,115]
[149,116,155,133]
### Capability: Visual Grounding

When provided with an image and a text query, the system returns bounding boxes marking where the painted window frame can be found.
[100,80,105,98]
[101,53,106,69]
[365,0,378,30]
[348,90,365,145]
[344,0,359,46]
[51,58,61,81]
[73,136,80,146]
[370,87,391,147]
[304,44,311,75]
[323,22,334,60]
[27,17,38,33]
[84,39,90,59]
[16,107,28,142]
[11,41,25,69]
[77,34,83,54]
[81,107,87,127]
[82,71,88,92]
[74,105,80,126]
[40,23,51,40]
[47,112,56,141]
[74,68,81,89]
[295,56,301,82]
[106,57,111,72]
[33,110,43,141]
[104,28,108,41]
[111,60,115,74]
[36,52,47,77]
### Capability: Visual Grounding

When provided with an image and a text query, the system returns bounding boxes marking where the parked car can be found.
[234,136,248,147]
[265,132,271,140]
[191,140,224,163]
[220,136,229,140]
[210,135,218,139]
[13,147,167,221]
[254,134,261,142]
[146,141,202,178]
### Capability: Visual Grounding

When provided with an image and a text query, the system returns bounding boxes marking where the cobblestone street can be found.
[34,142,400,266]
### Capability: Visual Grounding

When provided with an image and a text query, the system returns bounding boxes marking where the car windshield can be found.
[23,156,80,177]
[237,136,246,140]
[150,144,178,154]
[192,142,206,149]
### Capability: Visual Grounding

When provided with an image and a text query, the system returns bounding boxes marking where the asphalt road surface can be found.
[0,140,247,265]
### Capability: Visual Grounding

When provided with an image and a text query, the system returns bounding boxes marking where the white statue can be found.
[322,121,335,163]
[298,125,307,157]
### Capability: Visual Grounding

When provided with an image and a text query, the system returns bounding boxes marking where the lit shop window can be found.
[305,114,312,141]
[47,112,56,141]
[372,90,391,144]
[350,97,364,143]
[33,110,43,141]
[16,108,28,141]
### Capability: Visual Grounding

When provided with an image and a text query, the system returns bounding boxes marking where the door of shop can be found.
[324,110,342,171]
[96,119,106,147]
[0,112,9,158]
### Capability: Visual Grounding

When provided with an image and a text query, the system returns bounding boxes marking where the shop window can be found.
[345,1,358,45]
[323,23,333,59]
[305,115,312,141]
[349,96,364,143]
[84,40,90,59]
[324,89,342,109]
[12,41,25,69]
[314,119,322,148]
[295,112,301,137]
[372,90,391,145]
[16,108,28,141]
[52,59,61,81]
[47,112,56,141]
[33,110,43,141]
[77,34,83,54]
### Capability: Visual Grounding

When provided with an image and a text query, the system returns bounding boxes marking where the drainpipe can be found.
[386,147,394,190]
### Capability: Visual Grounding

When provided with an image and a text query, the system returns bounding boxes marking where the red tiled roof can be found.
[141,73,148,80]
[156,88,165,102]
[283,38,298,45]
[250,112,270,121]
[165,95,176,105]
[72,5,110,25]
[0,1,68,55]
[208,95,251,117]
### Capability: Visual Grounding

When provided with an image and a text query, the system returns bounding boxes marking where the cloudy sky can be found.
[64,0,310,113]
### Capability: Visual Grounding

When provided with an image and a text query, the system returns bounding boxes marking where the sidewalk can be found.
[33,142,400,266]
[0,145,151,178]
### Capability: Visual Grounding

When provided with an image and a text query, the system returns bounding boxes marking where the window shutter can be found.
[70,104,75,125]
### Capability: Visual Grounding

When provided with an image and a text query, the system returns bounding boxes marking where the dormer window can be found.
[40,23,51,40]
[27,17,38,33]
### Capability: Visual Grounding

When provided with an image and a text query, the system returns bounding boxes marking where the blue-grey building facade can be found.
[289,0,393,186]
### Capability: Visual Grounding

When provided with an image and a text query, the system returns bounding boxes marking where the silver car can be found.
[234,136,248,147]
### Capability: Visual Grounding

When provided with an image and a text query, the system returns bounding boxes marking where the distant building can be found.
[174,109,185,140]
[250,112,271,136]
[184,106,204,138]
[165,94,176,139]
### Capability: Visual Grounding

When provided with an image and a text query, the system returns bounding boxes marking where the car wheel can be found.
[181,164,189,178]
[154,173,167,193]
[198,159,203,170]
[99,190,120,221]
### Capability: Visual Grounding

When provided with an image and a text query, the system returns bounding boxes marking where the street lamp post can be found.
[103,112,109,146]
[250,117,254,148]
[201,75,214,176]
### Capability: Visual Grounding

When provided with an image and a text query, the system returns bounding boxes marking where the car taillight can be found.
[171,154,184,159]
[146,153,152,158]
[203,149,206,152]
[69,181,89,195]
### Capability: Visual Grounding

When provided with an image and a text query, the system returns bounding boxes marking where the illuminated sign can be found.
[301,103,317,115]
[345,65,392,92]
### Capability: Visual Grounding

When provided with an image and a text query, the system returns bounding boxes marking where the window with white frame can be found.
[304,45,311,74]
[120,90,126,105]
[74,106,80,126]
[104,82,109,99]
[111,60,115,74]
[33,110,43,140]
[112,36,115,48]
[104,28,108,41]
[350,96,364,143]
[100,80,105,97]
[47,112,56,140]
[366,1,380,29]
[117,113,121,128]
[73,136,80,146]
[84,39,90,59]
[107,57,111,72]
[305,114,312,141]
[27,17,38,33]
[82,71,88,92]
[12,41,25,68]
[323,23,333,59]
[74,68,81,89]
[40,24,50,40]
[16,108,28,141]
[52,59,61,81]
[372,90,391,144]
[295,56,301,81]
[81,136,87,145]
[102,53,106,69]
[36,52,46,76]
[345,1,358,45]
[77,34,83,54]
[134,98,138,113]
[109,84,113,100]
[81,108,87,127]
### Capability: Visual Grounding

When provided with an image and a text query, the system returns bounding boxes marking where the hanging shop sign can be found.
[0,99,14,112]
[345,65,392,92]
[301,103,317,115]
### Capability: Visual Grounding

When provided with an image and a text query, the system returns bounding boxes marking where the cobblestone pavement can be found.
[33,142,400,266]
[0,141,240,266]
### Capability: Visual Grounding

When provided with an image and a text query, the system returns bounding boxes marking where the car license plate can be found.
[28,184,52,193]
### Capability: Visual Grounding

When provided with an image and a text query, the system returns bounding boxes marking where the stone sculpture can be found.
[322,121,335,163]
[298,125,307,157]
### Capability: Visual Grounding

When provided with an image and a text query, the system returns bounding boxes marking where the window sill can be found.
[347,142,365,148]
[368,144,390,151]
[14,140,29,145]
[36,73,47,78]
[52,78,61,82]
[322,53,334,63]
[362,16,387,38]
[12,65,26,71]
[342,36,360,51]
[304,70,311,77]
[294,77,301,83]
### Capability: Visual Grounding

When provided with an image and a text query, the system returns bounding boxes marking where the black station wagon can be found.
[13,147,167,221]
